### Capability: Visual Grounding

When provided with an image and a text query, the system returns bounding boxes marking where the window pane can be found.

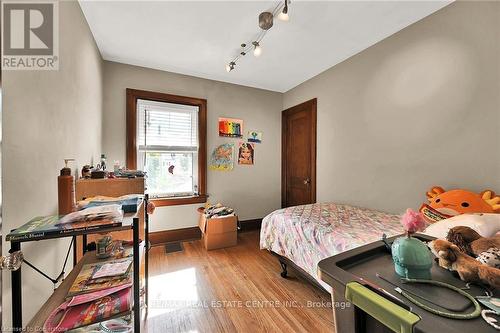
[137,99,198,148]
[136,98,200,198]
[143,152,194,196]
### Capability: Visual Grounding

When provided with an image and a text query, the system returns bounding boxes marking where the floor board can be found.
[145,230,334,333]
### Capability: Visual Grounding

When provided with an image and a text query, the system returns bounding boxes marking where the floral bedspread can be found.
[260,203,403,291]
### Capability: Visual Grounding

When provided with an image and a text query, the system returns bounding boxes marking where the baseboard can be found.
[149,227,201,247]
[239,218,262,232]
[149,218,262,246]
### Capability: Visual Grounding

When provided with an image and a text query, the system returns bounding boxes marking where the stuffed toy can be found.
[476,248,500,269]
[447,226,500,256]
[446,226,500,268]
[428,239,500,288]
[420,186,500,223]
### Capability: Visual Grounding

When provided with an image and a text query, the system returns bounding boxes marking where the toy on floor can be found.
[446,226,500,257]
[476,248,500,269]
[428,239,500,289]
[420,186,500,223]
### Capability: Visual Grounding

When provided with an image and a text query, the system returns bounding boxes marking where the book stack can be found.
[44,253,135,332]
[58,204,124,225]
[6,205,124,242]
[77,194,142,214]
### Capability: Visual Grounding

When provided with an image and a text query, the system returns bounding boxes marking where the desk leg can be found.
[82,234,88,254]
[133,217,141,332]
[332,288,355,333]
[72,236,77,266]
[10,241,22,330]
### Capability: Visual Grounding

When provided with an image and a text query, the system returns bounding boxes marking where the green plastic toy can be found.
[392,236,433,279]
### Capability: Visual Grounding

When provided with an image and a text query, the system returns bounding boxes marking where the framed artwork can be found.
[209,143,234,171]
[247,130,262,144]
[219,117,243,138]
[238,142,254,165]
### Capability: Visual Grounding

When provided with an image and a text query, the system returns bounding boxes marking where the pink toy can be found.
[401,208,427,236]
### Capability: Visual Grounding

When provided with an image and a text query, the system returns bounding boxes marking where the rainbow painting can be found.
[218,117,243,138]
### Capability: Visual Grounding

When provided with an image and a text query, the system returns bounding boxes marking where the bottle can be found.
[58,159,76,215]
[114,160,120,173]
[100,154,107,170]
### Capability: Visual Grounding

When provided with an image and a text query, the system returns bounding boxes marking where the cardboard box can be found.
[198,211,238,250]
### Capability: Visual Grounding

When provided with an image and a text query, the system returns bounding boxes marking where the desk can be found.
[318,234,497,333]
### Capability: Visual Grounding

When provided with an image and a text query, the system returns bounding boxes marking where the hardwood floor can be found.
[145,230,334,333]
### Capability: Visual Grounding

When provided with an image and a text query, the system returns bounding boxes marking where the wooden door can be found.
[282,98,317,208]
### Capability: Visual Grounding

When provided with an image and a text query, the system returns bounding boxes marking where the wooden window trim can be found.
[126,88,207,206]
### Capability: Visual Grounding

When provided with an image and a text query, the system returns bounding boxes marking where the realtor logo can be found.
[2,1,59,70]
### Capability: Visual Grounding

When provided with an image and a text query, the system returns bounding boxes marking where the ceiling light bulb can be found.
[253,45,262,57]
[225,64,231,72]
[253,42,262,57]
[278,1,289,21]
[278,11,289,21]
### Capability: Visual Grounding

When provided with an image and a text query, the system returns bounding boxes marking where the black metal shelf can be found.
[8,195,150,332]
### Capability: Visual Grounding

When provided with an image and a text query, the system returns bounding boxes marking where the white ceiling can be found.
[79,1,451,92]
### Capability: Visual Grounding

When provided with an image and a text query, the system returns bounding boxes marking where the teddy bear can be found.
[428,239,500,288]
[446,226,500,269]
[446,226,500,256]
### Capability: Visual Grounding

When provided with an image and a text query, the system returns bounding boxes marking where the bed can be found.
[260,203,404,292]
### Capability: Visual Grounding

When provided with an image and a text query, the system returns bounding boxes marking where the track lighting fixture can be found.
[258,12,274,30]
[252,41,262,57]
[225,61,235,72]
[278,0,289,21]
[225,1,291,73]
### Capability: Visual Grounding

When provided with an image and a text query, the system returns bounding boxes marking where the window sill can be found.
[151,194,208,207]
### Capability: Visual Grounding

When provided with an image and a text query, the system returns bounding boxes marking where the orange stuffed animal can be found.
[420,186,500,222]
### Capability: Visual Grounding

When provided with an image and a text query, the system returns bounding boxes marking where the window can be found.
[126,89,207,206]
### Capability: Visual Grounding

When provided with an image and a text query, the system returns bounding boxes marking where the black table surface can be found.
[318,233,498,333]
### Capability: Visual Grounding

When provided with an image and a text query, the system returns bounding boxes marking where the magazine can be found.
[58,204,123,225]
[67,283,132,307]
[92,258,132,280]
[44,287,131,332]
[67,258,132,297]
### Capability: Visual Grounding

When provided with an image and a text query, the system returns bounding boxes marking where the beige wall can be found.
[283,1,500,214]
[102,61,283,231]
[2,1,103,326]
[2,0,499,326]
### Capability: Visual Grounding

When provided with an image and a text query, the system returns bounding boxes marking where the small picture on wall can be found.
[238,142,254,165]
[219,117,243,138]
[209,143,235,171]
[247,130,262,144]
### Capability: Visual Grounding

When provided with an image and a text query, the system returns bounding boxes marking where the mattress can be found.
[260,203,403,291]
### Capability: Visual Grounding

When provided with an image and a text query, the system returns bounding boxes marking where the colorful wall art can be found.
[247,130,262,144]
[219,117,243,138]
[209,143,235,171]
[238,142,255,165]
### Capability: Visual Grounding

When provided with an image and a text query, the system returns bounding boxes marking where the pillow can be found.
[423,213,500,239]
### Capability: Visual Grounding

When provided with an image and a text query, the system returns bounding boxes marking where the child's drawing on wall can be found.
[238,142,254,165]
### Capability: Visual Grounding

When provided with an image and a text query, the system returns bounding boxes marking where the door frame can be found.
[281,98,317,208]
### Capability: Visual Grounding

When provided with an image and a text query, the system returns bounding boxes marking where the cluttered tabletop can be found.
[318,233,499,333]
